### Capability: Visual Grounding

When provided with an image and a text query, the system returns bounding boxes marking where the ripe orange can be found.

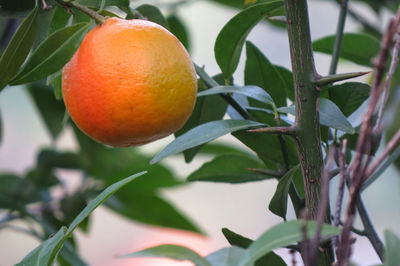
[62,18,197,147]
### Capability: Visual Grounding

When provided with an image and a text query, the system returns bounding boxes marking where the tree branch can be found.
[284,0,334,264]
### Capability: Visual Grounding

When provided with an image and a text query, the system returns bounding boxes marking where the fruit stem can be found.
[58,0,106,24]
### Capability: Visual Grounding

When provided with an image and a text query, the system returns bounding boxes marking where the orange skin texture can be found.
[62,18,197,147]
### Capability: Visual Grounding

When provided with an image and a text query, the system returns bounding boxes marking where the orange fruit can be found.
[62,18,197,147]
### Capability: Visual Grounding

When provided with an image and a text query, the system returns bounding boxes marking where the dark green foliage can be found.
[28,82,66,139]
[245,41,287,107]
[0,0,398,265]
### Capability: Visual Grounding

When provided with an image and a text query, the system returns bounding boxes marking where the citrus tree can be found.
[1,0,400,265]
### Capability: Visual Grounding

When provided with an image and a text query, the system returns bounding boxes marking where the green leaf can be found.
[17,172,146,265]
[10,22,92,85]
[135,4,169,28]
[16,227,68,266]
[239,220,340,266]
[187,154,272,183]
[0,174,40,207]
[176,78,228,163]
[312,33,380,67]
[274,65,294,101]
[232,131,298,168]
[28,82,66,139]
[278,99,354,133]
[292,167,305,199]
[214,1,284,80]
[222,227,253,248]
[151,120,264,164]
[107,191,202,233]
[67,171,146,234]
[167,14,190,52]
[221,228,287,266]
[319,98,355,133]
[269,165,300,220]
[48,5,71,36]
[384,230,400,266]
[37,149,83,169]
[70,137,199,232]
[121,245,211,266]
[198,85,274,105]
[0,7,38,91]
[206,246,246,266]
[329,82,370,117]
[50,72,62,100]
[245,41,287,107]
[195,142,252,157]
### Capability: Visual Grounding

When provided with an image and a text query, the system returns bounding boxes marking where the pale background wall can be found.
[0,0,399,265]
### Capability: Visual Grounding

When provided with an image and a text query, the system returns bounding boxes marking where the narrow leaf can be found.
[167,15,190,51]
[135,4,169,28]
[198,85,274,105]
[107,193,202,234]
[176,76,228,163]
[11,22,92,85]
[206,247,246,266]
[151,120,264,164]
[278,99,354,133]
[221,228,287,266]
[312,33,380,67]
[222,228,253,248]
[274,65,294,101]
[67,171,146,234]
[28,82,65,139]
[245,41,287,107]
[187,154,270,183]
[214,1,284,80]
[268,165,300,220]
[121,245,211,266]
[384,230,400,266]
[239,220,340,266]
[328,82,370,117]
[0,7,38,91]
[48,5,71,36]
[16,227,67,266]
[319,98,355,133]
[17,172,146,266]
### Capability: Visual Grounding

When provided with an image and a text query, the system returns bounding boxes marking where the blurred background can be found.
[1,0,400,265]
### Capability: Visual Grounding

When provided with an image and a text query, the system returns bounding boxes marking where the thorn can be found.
[247,168,282,178]
[314,71,371,86]
[248,126,297,136]
[269,16,287,23]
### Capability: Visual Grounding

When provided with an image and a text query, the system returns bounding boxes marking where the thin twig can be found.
[329,168,341,180]
[56,0,106,24]
[337,9,400,265]
[365,129,400,180]
[375,29,400,133]
[332,140,348,253]
[329,0,349,75]
[0,224,43,240]
[41,0,52,10]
